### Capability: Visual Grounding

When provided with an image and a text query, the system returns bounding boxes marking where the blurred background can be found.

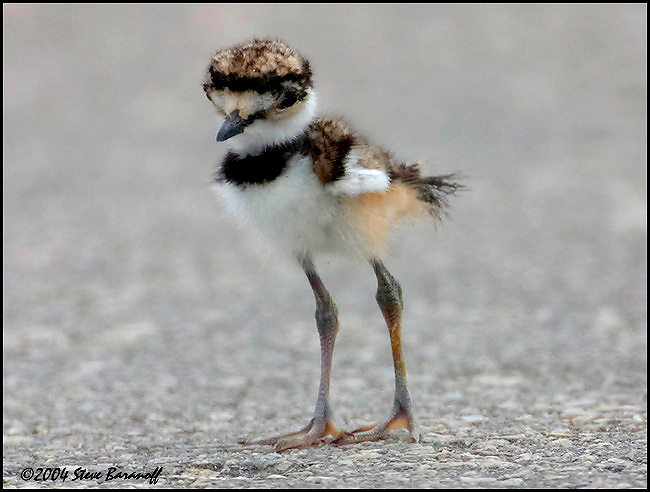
[3,4,646,487]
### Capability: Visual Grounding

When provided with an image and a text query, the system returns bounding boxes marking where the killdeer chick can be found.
[203,39,461,451]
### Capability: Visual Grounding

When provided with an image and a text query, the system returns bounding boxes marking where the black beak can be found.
[217,109,250,142]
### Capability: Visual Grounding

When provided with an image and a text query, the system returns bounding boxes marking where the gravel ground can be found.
[3,4,647,488]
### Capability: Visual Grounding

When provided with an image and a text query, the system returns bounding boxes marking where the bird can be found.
[203,38,461,451]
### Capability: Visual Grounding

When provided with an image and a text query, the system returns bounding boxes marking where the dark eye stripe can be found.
[206,68,312,94]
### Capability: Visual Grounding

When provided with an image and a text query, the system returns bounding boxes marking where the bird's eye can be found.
[277,88,299,110]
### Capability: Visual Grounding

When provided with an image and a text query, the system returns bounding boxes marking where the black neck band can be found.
[217,133,310,187]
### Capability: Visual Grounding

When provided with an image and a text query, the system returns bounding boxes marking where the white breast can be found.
[214,154,358,258]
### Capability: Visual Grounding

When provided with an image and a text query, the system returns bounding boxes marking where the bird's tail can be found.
[388,162,464,219]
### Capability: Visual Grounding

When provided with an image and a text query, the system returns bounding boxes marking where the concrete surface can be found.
[3,4,647,488]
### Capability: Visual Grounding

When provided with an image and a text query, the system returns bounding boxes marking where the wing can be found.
[307,117,391,196]
[327,146,391,195]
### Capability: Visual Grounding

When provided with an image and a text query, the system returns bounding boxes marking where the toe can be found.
[275,433,322,452]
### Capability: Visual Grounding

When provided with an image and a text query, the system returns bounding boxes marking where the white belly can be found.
[215,155,354,258]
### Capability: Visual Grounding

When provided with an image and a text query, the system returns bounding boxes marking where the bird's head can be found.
[204,39,316,150]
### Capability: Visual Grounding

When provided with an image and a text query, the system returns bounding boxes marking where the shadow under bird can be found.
[203,38,462,451]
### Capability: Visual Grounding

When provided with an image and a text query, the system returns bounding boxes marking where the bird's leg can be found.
[333,259,419,445]
[244,257,342,451]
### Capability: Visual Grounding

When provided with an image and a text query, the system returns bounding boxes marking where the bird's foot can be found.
[241,418,343,452]
[332,403,419,446]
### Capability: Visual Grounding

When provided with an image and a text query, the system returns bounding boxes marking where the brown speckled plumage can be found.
[306,118,356,184]
[306,117,462,217]
[204,39,312,95]
[212,39,308,78]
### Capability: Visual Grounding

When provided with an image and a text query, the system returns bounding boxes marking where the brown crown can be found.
[204,39,312,94]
